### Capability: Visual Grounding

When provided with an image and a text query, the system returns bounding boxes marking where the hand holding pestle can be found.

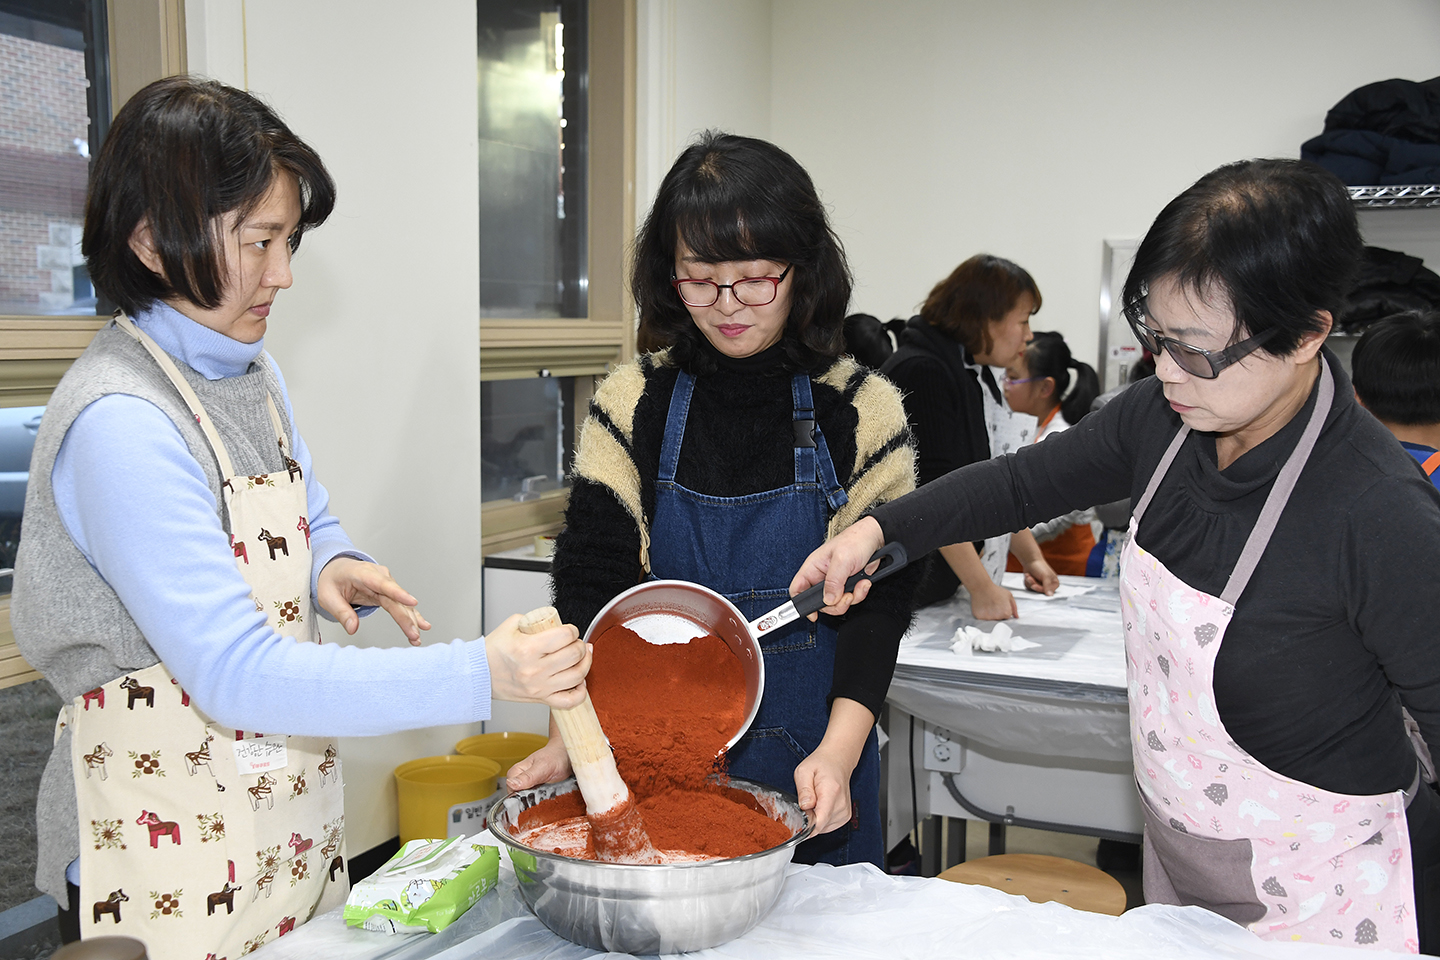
[517,606,655,862]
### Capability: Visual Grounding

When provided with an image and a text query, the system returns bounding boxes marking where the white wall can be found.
[636,0,773,224]
[642,0,1440,368]
[186,0,484,854]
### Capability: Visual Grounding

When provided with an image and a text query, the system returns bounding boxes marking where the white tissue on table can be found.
[950,622,1041,656]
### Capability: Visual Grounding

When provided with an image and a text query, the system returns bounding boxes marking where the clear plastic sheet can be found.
[255,842,1396,959]
[888,577,1131,762]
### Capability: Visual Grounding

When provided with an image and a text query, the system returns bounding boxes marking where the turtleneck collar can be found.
[701,336,790,376]
[128,301,266,380]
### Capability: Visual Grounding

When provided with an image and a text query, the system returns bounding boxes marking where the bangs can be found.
[673,208,763,264]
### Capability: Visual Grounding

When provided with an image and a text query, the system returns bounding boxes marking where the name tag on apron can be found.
[233,734,289,776]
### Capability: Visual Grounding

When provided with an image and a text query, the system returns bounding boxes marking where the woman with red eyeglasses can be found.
[506,132,922,870]
[793,159,1440,952]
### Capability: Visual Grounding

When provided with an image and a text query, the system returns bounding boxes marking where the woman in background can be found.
[881,255,1058,617]
[1004,331,1101,575]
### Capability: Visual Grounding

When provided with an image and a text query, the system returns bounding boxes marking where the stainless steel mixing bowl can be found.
[584,579,765,749]
[488,777,813,953]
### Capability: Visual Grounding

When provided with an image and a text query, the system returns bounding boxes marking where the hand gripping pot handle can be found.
[762,543,909,634]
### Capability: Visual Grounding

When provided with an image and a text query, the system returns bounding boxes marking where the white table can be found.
[883,575,1143,857]
[253,831,1392,959]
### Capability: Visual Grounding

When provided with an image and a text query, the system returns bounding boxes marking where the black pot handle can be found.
[790,542,909,620]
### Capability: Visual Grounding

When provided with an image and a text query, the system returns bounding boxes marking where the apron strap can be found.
[1220,360,1334,605]
[113,314,238,480]
[791,374,818,485]
[791,374,848,512]
[265,393,290,454]
[1132,425,1191,524]
[657,370,695,484]
[1422,450,1440,477]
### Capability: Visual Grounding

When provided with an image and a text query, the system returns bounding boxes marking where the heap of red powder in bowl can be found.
[516,623,791,860]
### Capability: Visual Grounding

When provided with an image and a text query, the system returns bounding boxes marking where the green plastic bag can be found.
[343,836,500,934]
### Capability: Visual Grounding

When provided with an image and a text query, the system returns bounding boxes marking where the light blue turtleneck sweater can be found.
[50,302,493,736]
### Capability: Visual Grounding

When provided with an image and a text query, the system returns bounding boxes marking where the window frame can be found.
[479,0,636,554]
[0,0,187,687]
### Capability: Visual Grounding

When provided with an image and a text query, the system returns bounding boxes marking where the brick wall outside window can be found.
[0,32,91,316]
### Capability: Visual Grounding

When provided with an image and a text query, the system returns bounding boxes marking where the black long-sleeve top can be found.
[880,316,998,603]
[871,349,1440,797]
[553,340,923,718]
[880,316,992,487]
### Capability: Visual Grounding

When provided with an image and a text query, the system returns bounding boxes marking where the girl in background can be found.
[1004,331,1101,575]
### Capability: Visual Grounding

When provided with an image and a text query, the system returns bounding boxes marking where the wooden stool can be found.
[938,853,1127,916]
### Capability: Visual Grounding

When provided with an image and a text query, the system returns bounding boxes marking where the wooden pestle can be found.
[518,607,654,862]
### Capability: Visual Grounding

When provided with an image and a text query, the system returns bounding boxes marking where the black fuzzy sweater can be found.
[553,341,922,716]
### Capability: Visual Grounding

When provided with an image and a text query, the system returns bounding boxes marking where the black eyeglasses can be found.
[671,264,791,308]
[1125,305,1278,380]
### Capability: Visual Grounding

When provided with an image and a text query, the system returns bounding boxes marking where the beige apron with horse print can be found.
[65,315,347,959]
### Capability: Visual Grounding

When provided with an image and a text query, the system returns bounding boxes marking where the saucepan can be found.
[583,543,909,750]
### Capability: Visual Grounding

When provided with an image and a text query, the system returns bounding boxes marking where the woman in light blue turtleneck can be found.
[13,78,590,958]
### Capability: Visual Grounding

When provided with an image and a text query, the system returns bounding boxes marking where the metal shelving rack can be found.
[1349,185,1440,208]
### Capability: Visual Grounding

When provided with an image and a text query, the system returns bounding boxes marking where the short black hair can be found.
[84,76,336,316]
[1121,159,1361,357]
[632,132,852,372]
[1351,311,1440,424]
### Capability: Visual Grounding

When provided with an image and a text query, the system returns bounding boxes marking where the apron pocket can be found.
[1141,794,1265,925]
[728,726,809,794]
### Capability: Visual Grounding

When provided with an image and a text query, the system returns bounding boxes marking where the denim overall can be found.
[648,369,883,867]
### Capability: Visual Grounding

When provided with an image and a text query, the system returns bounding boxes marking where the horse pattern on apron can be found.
[63,315,347,959]
[1124,362,1420,951]
[646,369,883,868]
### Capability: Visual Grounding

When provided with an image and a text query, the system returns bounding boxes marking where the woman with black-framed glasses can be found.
[792,158,1440,951]
[508,132,923,870]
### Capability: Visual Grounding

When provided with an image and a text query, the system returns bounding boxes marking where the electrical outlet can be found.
[922,724,963,773]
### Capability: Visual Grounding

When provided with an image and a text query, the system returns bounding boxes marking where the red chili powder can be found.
[518,788,586,831]
[586,624,745,796]
[639,788,790,858]
[516,624,791,860]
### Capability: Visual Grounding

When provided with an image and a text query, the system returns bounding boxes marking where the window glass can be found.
[0,404,41,592]
[481,376,575,502]
[0,0,108,317]
[477,0,588,318]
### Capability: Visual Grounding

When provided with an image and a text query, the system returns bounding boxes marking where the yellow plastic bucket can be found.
[455,731,548,777]
[394,755,501,843]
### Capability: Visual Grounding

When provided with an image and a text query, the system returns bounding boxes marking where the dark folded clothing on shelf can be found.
[1336,246,1440,333]
[1324,77,1440,143]
[1302,77,1440,185]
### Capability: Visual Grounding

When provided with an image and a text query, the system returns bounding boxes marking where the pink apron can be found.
[1123,362,1421,952]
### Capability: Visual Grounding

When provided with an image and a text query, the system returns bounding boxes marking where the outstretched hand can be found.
[788,516,886,619]
[317,556,431,644]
